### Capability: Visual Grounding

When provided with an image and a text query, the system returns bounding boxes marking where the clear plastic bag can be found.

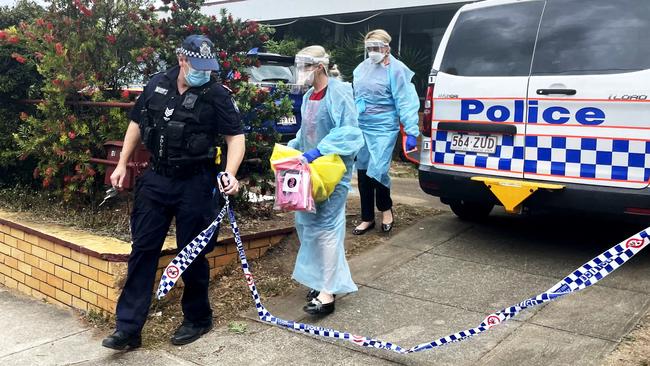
[272,157,316,213]
[270,144,346,203]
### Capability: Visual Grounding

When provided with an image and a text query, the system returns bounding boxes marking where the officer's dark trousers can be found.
[116,168,217,336]
[357,169,392,222]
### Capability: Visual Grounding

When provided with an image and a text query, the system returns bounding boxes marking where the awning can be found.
[202,0,464,22]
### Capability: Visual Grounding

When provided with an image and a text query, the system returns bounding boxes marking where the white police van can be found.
[418,0,650,219]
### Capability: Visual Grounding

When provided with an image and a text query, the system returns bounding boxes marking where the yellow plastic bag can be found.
[270,144,346,203]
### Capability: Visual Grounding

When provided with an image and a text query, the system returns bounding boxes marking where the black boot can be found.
[101,330,142,350]
[171,321,213,345]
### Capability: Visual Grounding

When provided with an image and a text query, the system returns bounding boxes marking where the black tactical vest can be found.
[139,73,218,168]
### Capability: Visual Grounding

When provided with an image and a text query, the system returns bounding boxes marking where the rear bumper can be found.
[418,165,650,215]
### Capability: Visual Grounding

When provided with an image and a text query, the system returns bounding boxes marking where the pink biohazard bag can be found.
[272,157,316,213]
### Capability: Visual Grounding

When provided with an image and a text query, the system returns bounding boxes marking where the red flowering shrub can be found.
[1,0,162,201]
[1,0,292,207]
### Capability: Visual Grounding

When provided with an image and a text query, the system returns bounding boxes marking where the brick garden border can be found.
[0,214,294,315]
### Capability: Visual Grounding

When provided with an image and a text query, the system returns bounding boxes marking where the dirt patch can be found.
[0,186,135,242]
[602,311,650,366]
[389,160,418,179]
[0,186,289,243]
[344,199,440,256]
[86,198,440,348]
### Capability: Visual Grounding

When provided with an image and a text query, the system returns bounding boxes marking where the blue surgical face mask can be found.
[184,65,211,87]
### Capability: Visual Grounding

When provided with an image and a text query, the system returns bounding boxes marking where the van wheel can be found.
[449,200,494,221]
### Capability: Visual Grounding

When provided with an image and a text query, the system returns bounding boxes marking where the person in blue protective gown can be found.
[352,29,420,235]
[287,45,364,316]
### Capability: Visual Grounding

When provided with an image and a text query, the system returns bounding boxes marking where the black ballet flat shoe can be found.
[381,210,394,233]
[306,289,336,302]
[306,289,320,301]
[352,221,375,235]
[303,298,335,316]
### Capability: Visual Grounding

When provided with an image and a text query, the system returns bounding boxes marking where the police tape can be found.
[157,198,650,354]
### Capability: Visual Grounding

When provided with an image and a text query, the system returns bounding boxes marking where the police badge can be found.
[200,42,211,57]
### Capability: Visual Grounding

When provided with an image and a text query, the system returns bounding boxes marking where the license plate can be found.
[278,115,297,126]
[450,133,497,154]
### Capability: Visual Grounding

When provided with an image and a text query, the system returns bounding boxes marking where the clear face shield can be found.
[365,40,389,64]
[295,54,329,87]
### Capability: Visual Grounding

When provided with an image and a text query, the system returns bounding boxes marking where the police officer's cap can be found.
[176,35,220,71]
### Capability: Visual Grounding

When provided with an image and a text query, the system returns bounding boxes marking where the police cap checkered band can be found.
[177,35,220,71]
[176,46,215,59]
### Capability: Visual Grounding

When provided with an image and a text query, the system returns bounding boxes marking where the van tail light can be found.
[624,207,650,216]
[422,83,434,137]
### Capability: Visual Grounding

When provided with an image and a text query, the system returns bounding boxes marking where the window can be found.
[246,64,295,83]
[532,0,650,75]
[440,1,544,77]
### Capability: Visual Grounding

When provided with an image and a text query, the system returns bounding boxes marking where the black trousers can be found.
[115,168,218,335]
[357,169,392,222]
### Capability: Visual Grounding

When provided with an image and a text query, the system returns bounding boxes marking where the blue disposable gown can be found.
[353,54,420,187]
[287,78,364,294]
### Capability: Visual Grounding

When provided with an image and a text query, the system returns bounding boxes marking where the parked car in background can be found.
[244,49,303,141]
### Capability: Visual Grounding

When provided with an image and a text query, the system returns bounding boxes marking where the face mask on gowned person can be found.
[296,68,316,87]
[368,51,385,64]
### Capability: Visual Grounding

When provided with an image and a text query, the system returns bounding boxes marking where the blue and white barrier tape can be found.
[157,192,650,354]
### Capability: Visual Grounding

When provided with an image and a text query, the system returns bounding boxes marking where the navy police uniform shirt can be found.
[129,65,243,136]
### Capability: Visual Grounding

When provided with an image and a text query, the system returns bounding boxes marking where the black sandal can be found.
[303,298,335,315]
[352,221,375,235]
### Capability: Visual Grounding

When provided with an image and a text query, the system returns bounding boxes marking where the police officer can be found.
[102,35,245,350]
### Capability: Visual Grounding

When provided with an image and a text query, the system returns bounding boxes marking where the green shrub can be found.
[0,0,44,30]
[328,34,364,82]
[264,38,304,56]
[0,1,44,186]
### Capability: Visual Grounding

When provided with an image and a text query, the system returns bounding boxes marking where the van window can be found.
[532,0,650,75]
[440,1,544,77]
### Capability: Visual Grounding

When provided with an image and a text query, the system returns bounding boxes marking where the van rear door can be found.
[430,1,544,179]
[525,0,650,189]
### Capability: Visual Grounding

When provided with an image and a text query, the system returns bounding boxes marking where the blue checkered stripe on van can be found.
[433,131,650,182]
[524,136,650,181]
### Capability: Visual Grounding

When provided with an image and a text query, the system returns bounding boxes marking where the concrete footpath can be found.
[3,209,650,365]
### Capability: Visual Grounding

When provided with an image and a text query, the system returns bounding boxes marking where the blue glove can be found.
[302,148,322,163]
[405,135,418,151]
